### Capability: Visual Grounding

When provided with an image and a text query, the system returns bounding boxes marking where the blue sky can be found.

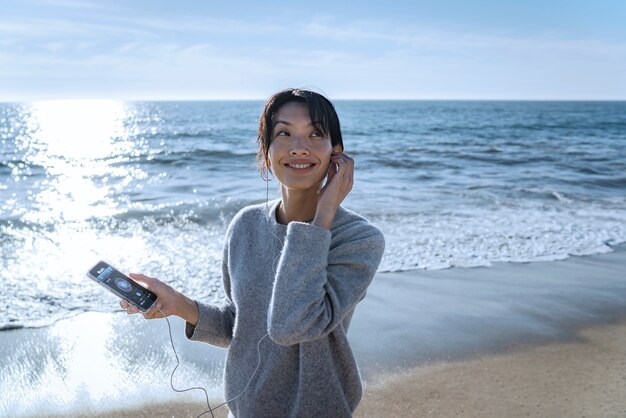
[1,0,625,100]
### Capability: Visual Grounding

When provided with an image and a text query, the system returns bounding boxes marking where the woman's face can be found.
[268,102,337,192]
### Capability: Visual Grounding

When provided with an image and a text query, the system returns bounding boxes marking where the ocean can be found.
[1,100,625,331]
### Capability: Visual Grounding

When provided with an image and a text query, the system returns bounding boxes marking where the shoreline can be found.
[2,243,625,334]
[352,243,626,380]
[2,245,626,417]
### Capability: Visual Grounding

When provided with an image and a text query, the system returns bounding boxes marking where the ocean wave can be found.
[373,157,452,170]
[0,159,46,176]
[115,148,256,167]
[457,153,557,165]
[0,199,254,232]
[517,188,574,202]
[563,176,626,190]
[567,166,606,175]
[169,129,215,139]
[108,201,245,226]
[0,217,35,230]
[0,323,23,331]
[375,206,626,273]
[3,199,626,330]
[343,129,372,136]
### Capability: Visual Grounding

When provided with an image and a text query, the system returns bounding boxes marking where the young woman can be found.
[121,88,385,417]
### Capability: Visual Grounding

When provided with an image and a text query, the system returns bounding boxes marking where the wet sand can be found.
[355,319,626,418]
[2,245,626,417]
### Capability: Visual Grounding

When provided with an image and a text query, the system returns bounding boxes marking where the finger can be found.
[127,304,140,315]
[333,156,354,179]
[332,153,353,166]
[331,150,351,158]
[128,273,153,289]
[344,159,354,180]
[121,300,137,314]
[144,301,163,318]
[348,165,354,185]
[330,155,344,172]
[332,158,349,176]
[331,153,351,164]
[143,308,162,320]
[328,159,353,188]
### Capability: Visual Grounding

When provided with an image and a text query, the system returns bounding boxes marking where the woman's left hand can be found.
[313,151,354,229]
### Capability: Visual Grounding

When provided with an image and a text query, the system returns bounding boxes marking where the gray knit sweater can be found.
[185,199,385,418]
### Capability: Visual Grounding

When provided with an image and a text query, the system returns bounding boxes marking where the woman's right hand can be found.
[119,273,197,323]
[120,273,200,326]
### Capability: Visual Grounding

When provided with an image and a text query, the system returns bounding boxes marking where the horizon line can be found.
[2,98,626,103]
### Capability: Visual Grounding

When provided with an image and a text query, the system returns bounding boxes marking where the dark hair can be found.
[257,88,343,178]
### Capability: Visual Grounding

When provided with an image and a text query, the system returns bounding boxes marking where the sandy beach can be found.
[64,318,626,418]
[2,245,625,417]
[356,319,626,418]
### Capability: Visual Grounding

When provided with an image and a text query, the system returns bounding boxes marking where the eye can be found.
[275,130,290,137]
[311,131,323,138]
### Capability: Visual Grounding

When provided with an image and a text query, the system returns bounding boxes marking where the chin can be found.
[280,178,324,192]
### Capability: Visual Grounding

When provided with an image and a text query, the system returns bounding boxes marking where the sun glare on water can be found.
[23,99,139,224]
[5,100,152,284]
[30,99,127,160]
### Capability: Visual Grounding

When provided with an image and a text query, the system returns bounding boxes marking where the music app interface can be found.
[90,262,157,310]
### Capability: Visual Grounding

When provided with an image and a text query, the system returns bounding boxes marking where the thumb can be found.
[128,273,159,290]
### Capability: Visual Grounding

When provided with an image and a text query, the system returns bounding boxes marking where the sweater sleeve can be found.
[184,234,236,348]
[267,220,385,346]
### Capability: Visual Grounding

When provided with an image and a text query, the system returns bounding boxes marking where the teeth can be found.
[289,164,312,169]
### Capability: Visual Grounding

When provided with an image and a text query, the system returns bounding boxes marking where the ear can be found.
[333,144,343,152]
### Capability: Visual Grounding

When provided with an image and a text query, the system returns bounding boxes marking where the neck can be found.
[276,187,319,225]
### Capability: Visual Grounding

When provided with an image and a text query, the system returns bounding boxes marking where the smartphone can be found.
[86,261,158,312]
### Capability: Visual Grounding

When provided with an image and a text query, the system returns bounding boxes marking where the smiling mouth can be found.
[286,163,314,169]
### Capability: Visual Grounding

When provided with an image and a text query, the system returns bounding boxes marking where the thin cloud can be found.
[0,13,279,39]
[127,16,280,35]
[0,16,156,39]
[33,0,105,9]
[1,6,624,100]
[303,18,626,57]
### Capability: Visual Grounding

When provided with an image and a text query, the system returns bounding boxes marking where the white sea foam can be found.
[2,197,626,328]
[374,201,626,272]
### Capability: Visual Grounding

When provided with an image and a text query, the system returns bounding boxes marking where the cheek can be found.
[319,153,333,174]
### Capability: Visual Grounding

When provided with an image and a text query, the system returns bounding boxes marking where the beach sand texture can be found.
[355,319,626,417]
[62,319,626,418]
[2,246,625,417]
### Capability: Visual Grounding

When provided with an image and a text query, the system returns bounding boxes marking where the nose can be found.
[289,135,310,155]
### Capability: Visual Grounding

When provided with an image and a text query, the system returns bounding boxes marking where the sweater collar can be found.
[266,198,287,229]
[266,198,345,229]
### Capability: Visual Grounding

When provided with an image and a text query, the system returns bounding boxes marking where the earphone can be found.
[156,174,290,418]
[158,307,268,418]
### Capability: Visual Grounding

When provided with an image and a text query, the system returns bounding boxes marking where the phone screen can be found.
[87,261,158,312]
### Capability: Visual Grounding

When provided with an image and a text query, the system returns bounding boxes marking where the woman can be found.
[121,88,385,417]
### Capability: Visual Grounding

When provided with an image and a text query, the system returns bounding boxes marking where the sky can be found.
[1,0,625,101]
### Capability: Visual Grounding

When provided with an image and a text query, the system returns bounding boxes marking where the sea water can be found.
[1,100,625,330]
